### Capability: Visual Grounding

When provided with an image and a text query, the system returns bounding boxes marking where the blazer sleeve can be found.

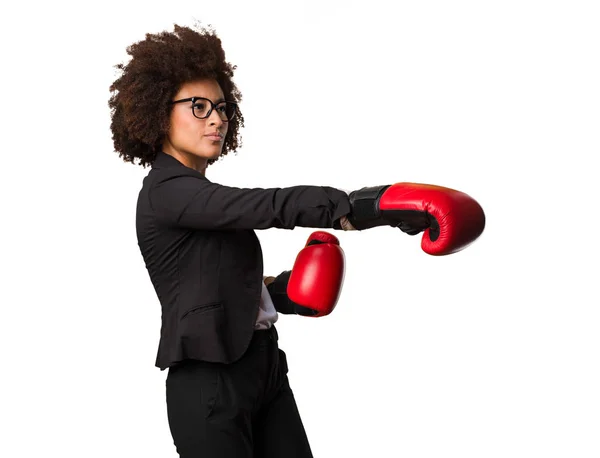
[148,169,352,230]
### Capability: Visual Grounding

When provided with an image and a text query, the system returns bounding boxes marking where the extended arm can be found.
[148,169,351,231]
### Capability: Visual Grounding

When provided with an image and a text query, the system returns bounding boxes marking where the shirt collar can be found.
[152,151,186,169]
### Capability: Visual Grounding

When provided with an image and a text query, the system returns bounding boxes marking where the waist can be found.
[251,324,278,344]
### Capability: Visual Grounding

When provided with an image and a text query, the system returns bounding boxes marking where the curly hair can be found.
[109,23,244,168]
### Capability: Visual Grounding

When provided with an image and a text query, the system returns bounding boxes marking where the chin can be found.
[193,149,221,159]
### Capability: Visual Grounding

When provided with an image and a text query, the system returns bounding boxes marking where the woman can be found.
[108,23,354,457]
[108,22,484,458]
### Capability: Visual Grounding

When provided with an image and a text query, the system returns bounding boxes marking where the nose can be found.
[207,108,224,127]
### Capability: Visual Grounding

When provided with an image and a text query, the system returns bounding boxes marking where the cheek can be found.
[170,114,201,144]
[223,122,230,137]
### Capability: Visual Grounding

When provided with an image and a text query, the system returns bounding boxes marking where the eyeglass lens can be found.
[192,99,236,120]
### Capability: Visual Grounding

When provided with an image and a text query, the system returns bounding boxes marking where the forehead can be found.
[176,79,224,99]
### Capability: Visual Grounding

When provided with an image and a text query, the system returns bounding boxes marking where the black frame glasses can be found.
[170,97,238,121]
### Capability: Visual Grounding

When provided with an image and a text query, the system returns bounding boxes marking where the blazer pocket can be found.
[180,301,223,321]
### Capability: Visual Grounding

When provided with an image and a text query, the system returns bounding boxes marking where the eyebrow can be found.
[193,96,225,103]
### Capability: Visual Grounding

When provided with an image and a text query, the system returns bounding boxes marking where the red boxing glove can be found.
[345,182,485,255]
[282,231,345,317]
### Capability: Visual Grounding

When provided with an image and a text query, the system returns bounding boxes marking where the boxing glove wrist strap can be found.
[346,185,391,230]
[266,271,318,316]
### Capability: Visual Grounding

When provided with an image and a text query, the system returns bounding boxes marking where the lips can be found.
[205,132,223,141]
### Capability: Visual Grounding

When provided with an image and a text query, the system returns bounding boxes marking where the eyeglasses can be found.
[170,97,238,121]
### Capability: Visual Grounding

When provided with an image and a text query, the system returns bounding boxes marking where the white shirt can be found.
[254,280,279,330]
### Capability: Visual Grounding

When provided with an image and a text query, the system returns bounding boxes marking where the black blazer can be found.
[136,152,351,370]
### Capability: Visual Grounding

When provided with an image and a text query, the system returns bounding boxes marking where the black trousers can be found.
[165,326,314,457]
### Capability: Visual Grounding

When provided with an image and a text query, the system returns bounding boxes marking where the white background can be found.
[1,0,599,457]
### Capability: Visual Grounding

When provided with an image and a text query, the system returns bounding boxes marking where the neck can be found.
[163,147,208,175]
